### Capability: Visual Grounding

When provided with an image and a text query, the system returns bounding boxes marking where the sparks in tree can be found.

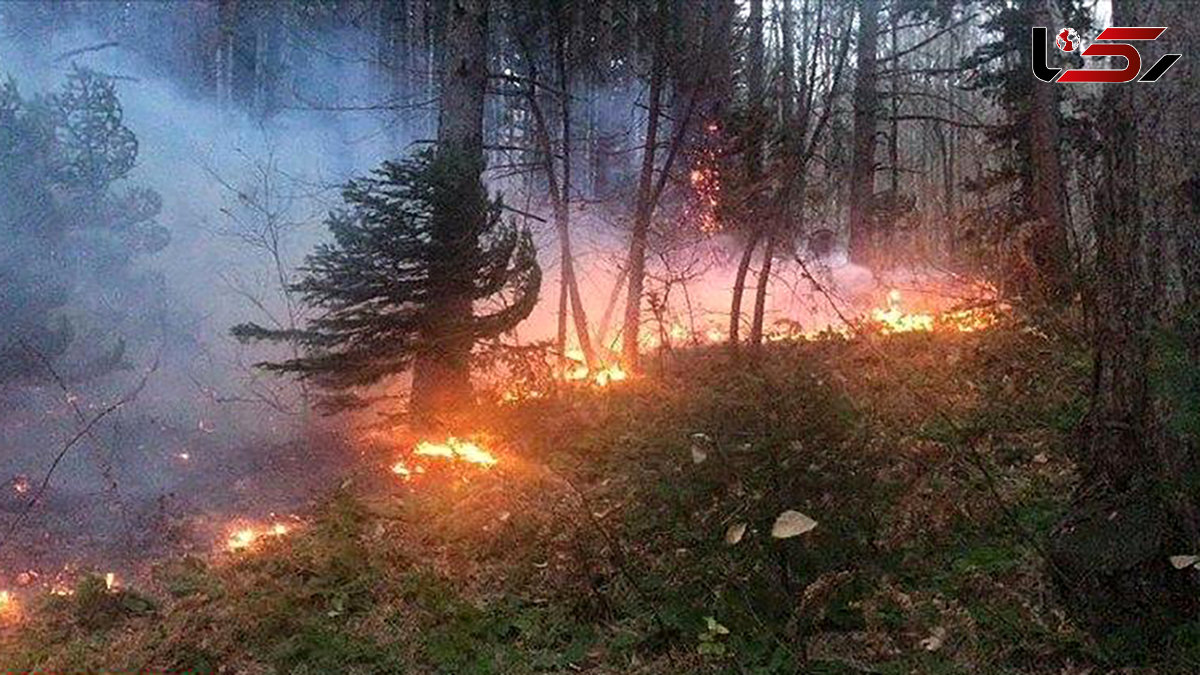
[233,150,540,419]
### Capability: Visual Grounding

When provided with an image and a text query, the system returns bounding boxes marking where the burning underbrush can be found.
[5,310,1130,673]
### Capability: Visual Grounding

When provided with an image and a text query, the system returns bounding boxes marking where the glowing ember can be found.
[414,437,498,467]
[391,461,412,479]
[176,452,190,461]
[227,529,256,551]
[560,349,629,388]
[11,475,29,494]
[226,521,292,552]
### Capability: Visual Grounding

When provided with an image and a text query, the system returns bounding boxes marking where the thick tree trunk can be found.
[1049,0,1199,635]
[1026,1,1072,300]
[847,0,879,269]
[410,0,488,424]
[621,0,667,372]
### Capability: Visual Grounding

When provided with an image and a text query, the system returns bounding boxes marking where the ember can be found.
[226,521,293,552]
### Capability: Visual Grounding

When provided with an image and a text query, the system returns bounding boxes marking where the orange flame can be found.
[413,437,498,467]
[226,521,292,552]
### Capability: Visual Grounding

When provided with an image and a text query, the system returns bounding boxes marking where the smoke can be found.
[0,5,893,581]
[0,13,415,578]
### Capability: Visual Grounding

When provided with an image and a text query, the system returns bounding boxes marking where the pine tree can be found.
[232,150,541,418]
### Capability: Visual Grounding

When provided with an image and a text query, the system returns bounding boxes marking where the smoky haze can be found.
[0,2,869,582]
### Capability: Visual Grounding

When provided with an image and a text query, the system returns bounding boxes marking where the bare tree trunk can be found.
[1026,0,1072,300]
[729,232,761,347]
[729,0,765,349]
[557,15,597,370]
[847,0,879,269]
[620,0,667,372]
[411,0,489,424]
[748,0,795,347]
[1049,0,1200,634]
[597,262,628,350]
[215,0,236,111]
[523,18,596,371]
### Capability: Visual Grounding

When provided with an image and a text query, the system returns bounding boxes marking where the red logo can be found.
[1056,28,1077,52]
[1032,26,1181,83]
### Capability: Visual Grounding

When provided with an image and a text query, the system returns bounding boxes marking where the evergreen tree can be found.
[232,150,541,416]
[961,0,1090,299]
[0,66,166,385]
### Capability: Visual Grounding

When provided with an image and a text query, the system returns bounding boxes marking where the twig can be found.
[0,356,158,554]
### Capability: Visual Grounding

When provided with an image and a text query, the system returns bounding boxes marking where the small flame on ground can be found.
[0,590,14,618]
[104,572,115,591]
[227,521,292,552]
[414,437,498,467]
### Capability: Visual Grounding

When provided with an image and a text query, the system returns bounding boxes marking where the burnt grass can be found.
[3,320,1199,673]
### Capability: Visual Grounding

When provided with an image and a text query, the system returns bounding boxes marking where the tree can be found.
[413,0,492,420]
[232,151,540,419]
[963,0,1089,300]
[0,67,165,386]
[728,0,766,350]
[847,0,880,268]
[621,0,669,372]
[1049,0,1199,637]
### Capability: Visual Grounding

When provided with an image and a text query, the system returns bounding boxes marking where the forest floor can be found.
[3,320,1199,674]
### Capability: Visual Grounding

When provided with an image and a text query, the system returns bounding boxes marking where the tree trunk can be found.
[557,15,597,370]
[729,0,765,349]
[410,0,489,424]
[621,0,667,372]
[847,0,879,269]
[1049,0,1200,635]
[215,0,236,111]
[729,231,761,348]
[1026,0,1072,301]
[748,0,794,347]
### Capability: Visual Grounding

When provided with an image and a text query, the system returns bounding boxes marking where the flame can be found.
[866,289,997,335]
[0,590,14,619]
[560,348,628,388]
[226,521,292,552]
[413,437,498,467]
[104,572,116,591]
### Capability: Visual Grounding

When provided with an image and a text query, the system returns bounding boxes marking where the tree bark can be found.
[847,0,879,269]
[748,0,794,347]
[621,0,667,372]
[1049,0,1200,634]
[729,0,765,349]
[411,0,489,424]
[1026,0,1072,300]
